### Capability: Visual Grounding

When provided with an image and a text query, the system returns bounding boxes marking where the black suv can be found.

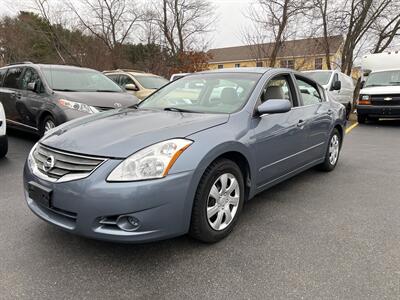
[0,63,138,135]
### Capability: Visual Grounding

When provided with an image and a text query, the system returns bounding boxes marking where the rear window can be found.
[3,67,24,89]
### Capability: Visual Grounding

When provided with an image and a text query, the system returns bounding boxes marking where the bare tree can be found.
[33,0,81,65]
[312,0,337,69]
[245,0,312,67]
[371,4,400,53]
[338,0,392,75]
[68,0,143,68]
[151,0,216,55]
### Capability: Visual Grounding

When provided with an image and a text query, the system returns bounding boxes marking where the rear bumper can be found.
[356,105,400,118]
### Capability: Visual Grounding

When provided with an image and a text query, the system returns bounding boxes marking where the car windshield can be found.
[365,70,400,87]
[139,73,261,114]
[134,75,169,89]
[41,66,122,92]
[305,71,332,85]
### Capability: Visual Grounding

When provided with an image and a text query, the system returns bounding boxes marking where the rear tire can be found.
[0,135,8,158]
[368,116,379,122]
[189,159,245,243]
[318,129,341,172]
[357,114,366,124]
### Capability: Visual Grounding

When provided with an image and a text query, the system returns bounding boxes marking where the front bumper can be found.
[357,105,400,118]
[23,159,196,243]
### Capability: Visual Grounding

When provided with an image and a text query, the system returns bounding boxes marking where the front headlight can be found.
[58,99,99,114]
[107,139,193,182]
[27,142,38,170]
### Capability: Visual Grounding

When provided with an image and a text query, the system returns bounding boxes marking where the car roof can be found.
[103,69,159,77]
[0,63,97,72]
[199,67,273,75]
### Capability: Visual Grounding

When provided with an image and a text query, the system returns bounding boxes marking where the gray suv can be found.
[0,63,138,136]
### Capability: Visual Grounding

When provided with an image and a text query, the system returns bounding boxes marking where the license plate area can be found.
[28,181,52,208]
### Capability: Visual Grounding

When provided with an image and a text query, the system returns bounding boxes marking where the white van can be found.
[0,102,8,158]
[304,70,355,119]
[357,51,400,123]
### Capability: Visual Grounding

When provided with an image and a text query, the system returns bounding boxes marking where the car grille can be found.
[371,94,400,106]
[33,144,106,181]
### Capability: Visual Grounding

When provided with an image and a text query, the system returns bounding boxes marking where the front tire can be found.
[318,129,341,172]
[189,159,245,243]
[357,114,366,124]
[39,115,57,137]
[0,135,8,158]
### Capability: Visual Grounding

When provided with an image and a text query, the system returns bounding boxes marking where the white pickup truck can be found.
[357,51,400,123]
[0,101,8,158]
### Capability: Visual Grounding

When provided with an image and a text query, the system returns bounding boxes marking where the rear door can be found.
[1,67,24,125]
[251,73,309,189]
[293,75,333,162]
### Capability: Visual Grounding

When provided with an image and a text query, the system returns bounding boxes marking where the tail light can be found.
[358,95,371,105]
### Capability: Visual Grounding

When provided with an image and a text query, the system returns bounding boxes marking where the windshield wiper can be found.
[164,107,197,113]
[53,88,78,92]
[129,104,139,109]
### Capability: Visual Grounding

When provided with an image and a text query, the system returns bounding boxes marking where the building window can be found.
[315,58,323,70]
[235,63,240,68]
[217,64,223,69]
[256,61,263,67]
[280,59,295,69]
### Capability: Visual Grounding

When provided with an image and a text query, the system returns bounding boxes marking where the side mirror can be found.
[332,80,341,91]
[125,83,139,91]
[257,99,292,115]
[27,82,39,93]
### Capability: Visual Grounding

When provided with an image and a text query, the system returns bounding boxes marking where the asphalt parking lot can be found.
[1,121,400,299]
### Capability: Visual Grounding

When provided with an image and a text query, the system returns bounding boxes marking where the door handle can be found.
[12,92,22,99]
[297,119,306,128]
[327,109,333,115]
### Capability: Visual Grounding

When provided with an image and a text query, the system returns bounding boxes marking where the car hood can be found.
[360,86,400,95]
[40,109,229,158]
[54,91,138,108]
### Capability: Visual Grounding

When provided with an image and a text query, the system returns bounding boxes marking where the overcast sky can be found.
[1,0,252,49]
[209,0,252,48]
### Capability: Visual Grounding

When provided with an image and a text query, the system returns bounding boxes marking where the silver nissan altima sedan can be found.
[23,68,346,243]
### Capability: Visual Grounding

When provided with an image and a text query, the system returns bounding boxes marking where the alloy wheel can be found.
[329,134,340,165]
[206,173,240,231]
[44,120,56,132]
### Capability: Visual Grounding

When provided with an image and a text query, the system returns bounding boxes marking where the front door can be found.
[250,74,309,189]
[19,67,46,129]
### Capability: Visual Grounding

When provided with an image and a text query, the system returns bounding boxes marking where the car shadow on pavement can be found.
[32,167,321,259]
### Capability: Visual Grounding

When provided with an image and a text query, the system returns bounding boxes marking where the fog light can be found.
[116,215,140,231]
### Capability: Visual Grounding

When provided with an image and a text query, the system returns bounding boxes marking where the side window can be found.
[261,75,296,106]
[119,75,135,87]
[107,74,119,85]
[21,68,41,91]
[3,67,23,89]
[296,77,323,105]
[0,69,7,86]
